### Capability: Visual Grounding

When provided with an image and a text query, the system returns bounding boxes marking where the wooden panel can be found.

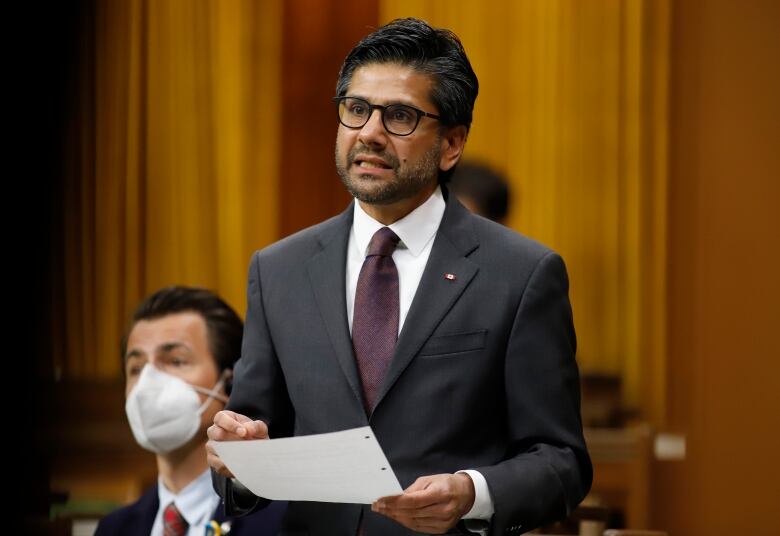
[48,380,157,509]
[279,0,379,236]
[657,0,780,532]
[586,426,652,529]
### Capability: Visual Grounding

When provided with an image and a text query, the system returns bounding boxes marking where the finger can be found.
[374,504,451,520]
[211,411,269,439]
[212,410,244,436]
[374,498,457,524]
[398,501,455,518]
[229,413,269,439]
[207,421,251,441]
[374,476,434,512]
[234,413,256,424]
[241,419,270,439]
[207,422,234,441]
[376,511,451,534]
[378,487,443,511]
[205,451,229,476]
[412,522,449,534]
[205,441,235,478]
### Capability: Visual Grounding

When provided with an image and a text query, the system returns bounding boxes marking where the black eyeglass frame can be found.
[333,96,442,136]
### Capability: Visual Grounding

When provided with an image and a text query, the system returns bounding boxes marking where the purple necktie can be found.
[352,226,400,415]
[162,502,188,536]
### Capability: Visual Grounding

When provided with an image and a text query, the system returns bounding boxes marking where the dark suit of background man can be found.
[208,18,592,536]
[96,286,285,535]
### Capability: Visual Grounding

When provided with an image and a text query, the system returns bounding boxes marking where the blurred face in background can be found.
[124,312,224,445]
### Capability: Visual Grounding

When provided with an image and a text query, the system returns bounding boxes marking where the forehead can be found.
[347,63,436,108]
[126,312,209,354]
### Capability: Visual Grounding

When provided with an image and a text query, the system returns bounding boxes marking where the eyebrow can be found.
[345,94,422,109]
[125,349,145,361]
[158,342,189,353]
[124,342,190,362]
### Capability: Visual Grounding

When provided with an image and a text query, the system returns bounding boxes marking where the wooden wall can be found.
[279,0,376,235]
[654,0,780,532]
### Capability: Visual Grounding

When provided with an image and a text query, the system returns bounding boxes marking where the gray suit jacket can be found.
[215,191,592,535]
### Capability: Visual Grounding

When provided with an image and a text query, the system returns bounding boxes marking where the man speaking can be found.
[208,18,591,535]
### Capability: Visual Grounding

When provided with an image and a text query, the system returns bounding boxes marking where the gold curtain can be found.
[381,0,669,422]
[58,0,282,379]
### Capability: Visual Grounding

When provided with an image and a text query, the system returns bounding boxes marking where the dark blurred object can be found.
[449,161,511,223]
[18,0,84,532]
[580,372,639,428]
[604,531,668,536]
[533,505,616,534]
[23,517,71,536]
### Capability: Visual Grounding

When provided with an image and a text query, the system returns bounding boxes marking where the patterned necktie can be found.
[352,226,400,415]
[163,501,188,536]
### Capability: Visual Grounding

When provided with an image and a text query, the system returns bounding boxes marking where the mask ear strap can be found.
[193,368,230,405]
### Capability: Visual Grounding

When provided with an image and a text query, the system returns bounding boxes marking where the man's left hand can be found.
[372,473,475,534]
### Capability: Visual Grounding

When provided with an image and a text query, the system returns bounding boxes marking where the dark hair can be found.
[336,17,479,133]
[120,286,243,385]
[449,161,511,222]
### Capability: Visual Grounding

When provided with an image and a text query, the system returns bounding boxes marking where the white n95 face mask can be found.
[125,364,229,454]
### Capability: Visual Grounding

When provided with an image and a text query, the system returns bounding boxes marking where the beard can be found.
[334,137,441,205]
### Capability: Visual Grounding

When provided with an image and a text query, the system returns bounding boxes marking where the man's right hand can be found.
[207,410,269,478]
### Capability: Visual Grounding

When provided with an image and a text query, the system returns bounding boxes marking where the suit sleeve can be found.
[478,251,592,534]
[212,251,295,516]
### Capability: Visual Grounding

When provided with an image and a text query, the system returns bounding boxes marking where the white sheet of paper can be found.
[212,426,403,503]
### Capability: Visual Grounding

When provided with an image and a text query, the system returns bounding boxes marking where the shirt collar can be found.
[353,186,445,257]
[157,468,214,526]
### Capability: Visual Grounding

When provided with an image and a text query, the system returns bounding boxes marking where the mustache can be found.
[346,147,400,170]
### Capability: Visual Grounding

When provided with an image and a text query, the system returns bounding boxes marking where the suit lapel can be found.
[211,502,227,525]
[306,204,367,412]
[136,486,159,535]
[373,195,480,411]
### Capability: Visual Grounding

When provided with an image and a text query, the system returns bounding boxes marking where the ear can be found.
[222,368,233,396]
[438,125,468,173]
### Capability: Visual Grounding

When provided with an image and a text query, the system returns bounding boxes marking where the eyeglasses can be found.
[333,96,441,136]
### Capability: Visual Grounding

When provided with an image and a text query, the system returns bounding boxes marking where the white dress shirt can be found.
[346,186,495,528]
[152,469,221,536]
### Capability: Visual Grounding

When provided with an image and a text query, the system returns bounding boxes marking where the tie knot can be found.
[163,502,188,536]
[367,227,400,257]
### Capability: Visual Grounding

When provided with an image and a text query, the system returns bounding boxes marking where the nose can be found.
[357,108,388,148]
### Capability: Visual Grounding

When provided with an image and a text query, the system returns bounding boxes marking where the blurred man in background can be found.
[449,161,511,224]
[96,286,285,535]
